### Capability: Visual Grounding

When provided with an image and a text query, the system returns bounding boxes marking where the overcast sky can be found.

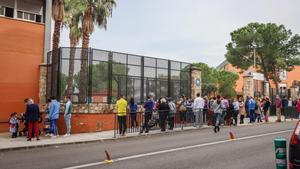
[59,0,300,67]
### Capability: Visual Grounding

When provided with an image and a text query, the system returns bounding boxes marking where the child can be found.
[9,112,18,138]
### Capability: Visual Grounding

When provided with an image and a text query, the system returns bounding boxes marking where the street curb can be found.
[0,120,296,152]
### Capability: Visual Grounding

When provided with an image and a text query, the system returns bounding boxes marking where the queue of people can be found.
[8,96,73,140]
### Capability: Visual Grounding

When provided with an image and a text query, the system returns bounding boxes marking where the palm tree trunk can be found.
[78,31,89,103]
[66,42,76,96]
[51,20,62,98]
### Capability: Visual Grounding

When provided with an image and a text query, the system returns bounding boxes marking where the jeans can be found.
[64,114,71,134]
[130,113,138,128]
[168,116,175,130]
[50,119,59,136]
[214,113,221,127]
[118,116,127,135]
[141,113,152,133]
[194,109,203,127]
[249,109,255,123]
[233,110,239,125]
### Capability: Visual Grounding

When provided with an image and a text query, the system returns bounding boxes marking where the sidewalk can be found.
[0,116,296,151]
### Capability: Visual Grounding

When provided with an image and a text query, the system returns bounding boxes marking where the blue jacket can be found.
[144,99,154,114]
[129,103,138,113]
[248,99,256,110]
[49,100,60,120]
[25,104,41,122]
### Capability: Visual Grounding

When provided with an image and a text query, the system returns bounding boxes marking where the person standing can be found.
[239,98,246,124]
[116,95,127,136]
[9,112,18,138]
[275,95,282,122]
[177,96,186,128]
[128,97,138,128]
[248,96,256,123]
[140,95,155,134]
[158,98,169,132]
[221,96,229,125]
[232,98,240,126]
[49,97,60,138]
[262,97,271,122]
[212,95,223,133]
[203,96,209,124]
[64,96,72,137]
[168,98,176,130]
[297,97,300,119]
[25,99,41,141]
[245,96,250,118]
[193,93,205,127]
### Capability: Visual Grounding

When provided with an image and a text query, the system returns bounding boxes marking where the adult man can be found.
[140,95,155,134]
[248,96,256,123]
[158,97,169,132]
[275,95,282,122]
[167,98,176,130]
[49,97,60,137]
[193,93,205,127]
[262,97,271,122]
[116,95,127,136]
[25,99,41,141]
[64,96,72,137]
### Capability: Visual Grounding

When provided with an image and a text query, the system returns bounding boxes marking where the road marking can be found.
[62,129,292,169]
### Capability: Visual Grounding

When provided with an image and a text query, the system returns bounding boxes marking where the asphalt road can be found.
[0,121,297,169]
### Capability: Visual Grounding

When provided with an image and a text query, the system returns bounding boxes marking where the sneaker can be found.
[49,134,54,137]
[45,133,50,137]
[64,134,70,137]
[51,135,57,138]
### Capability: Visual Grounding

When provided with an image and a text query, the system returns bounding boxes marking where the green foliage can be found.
[225,22,300,88]
[192,63,239,97]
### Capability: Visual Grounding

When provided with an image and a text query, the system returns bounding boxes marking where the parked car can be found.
[289,120,300,169]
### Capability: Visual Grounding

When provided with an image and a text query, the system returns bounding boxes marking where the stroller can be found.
[148,111,160,130]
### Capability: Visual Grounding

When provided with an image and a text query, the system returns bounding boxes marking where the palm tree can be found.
[76,0,116,103]
[63,0,82,96]
[51,0,64,97]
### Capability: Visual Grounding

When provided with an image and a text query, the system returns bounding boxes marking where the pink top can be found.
[275,98,282,108]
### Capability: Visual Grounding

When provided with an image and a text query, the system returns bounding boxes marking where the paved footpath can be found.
[0,116,295,151]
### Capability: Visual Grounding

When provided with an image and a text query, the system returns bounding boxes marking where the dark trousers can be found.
[159,113,168,131]
[28,121,39,139]
[240,115,245,124]
[233,110,239,125]
[118,116,127,135]
[249,109,256,123]
[130,113,138,127]
[141,113,151,133]
[168,116,175,130]
[203,109,208,123]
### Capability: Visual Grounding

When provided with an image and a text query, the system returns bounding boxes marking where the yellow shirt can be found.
[116,98,127,116]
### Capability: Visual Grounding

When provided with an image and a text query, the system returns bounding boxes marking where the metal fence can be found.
[113,108,215,137]
[46,47,191,104]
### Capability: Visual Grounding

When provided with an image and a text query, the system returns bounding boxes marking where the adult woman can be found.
[177,96,186,128]
[262,97,271,122]
[128,97,138,128]
[239,98,246,124]
[212,96,223,133]
[158,98,170,132]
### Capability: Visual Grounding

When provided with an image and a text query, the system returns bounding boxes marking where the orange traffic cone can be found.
[104,150,114,163]
[229,132,236,140]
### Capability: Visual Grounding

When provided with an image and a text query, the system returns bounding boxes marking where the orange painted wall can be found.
[223,64,244,94]
[56,113,115,134]
[0,17,44,132]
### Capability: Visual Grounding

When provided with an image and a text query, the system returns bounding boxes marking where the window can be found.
[144,57,156,67]
[5,7,14,18]
[16,11,40,22]
[0,6,5,16]
[157,59,168,68]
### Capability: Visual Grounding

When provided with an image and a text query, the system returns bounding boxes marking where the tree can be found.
[74,0,116,103]
[51,0,65,97]
[226,22,300,91]
[192,63,238,97]
[63,0,82,96]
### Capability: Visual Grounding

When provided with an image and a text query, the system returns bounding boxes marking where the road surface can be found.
[0,121,296,169]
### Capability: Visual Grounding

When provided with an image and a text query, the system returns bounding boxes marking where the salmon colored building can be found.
[0,0,52,132]
[217,60,300,99]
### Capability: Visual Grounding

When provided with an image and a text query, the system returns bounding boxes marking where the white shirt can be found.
[193,97,205,109]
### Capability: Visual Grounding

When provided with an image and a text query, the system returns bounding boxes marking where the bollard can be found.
[274,138,287,169]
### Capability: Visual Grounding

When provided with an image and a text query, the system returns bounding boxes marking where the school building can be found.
[0,0,52,132]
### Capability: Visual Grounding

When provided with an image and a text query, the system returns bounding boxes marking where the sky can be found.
[59,0,300,67]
